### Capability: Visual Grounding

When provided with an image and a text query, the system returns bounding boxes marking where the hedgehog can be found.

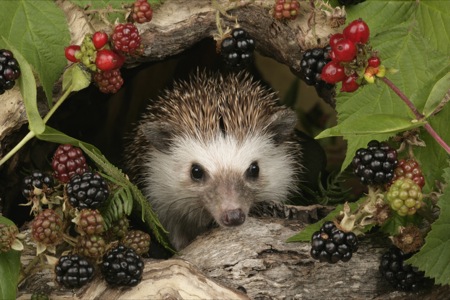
[124,70,302,250]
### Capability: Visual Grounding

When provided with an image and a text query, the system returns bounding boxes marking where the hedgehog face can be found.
[145,132,297,230]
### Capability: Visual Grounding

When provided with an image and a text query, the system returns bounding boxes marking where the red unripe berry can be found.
[132,0,153,24]
[332,38,357,62]
[92,31,109,50]
[321,61,346,84]
[341,74,359,93]
[64,45,80,63]
[95,49,124,71]
[368,56,381,68]
[329,33,344,48]
[343,19,370,44]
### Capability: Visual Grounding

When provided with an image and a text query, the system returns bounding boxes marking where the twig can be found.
[380,76,450,154]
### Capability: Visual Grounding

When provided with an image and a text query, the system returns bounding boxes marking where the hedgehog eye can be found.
[191,163,205,181]
[246,161,259,180]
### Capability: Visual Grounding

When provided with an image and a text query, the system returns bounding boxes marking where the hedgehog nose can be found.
[222,209,246,226]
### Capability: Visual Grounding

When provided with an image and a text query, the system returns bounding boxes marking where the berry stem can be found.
[0,131,35,166]
[0,87,73,167]
[380,76,450,155]
[43,87,72,123]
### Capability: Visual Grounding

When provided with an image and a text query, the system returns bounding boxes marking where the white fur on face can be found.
[143,133,297,214]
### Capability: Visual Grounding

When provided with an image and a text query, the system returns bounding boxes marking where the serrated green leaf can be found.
[421,71,450,118]
[417,1,450,55]
[407,164,450,285]
[0,38,44,135]
[316,114,425,139]
[0,0,70,104]
[0,250,21,300]
[62,64,92,93]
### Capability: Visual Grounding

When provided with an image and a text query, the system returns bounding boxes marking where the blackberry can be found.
[93,69,124,94]
[310,221,358,264]
[386,178,423,216]
[0,49,21,95]
[22,170,54,199]
[75,209,105,236]
[0,223,20,252]
[121,230,151,255]
[31,209,63,246]
[379,247,433,292]
[104,216,129,241]
[55,254,95,289]
[52,144,89,184]
[76,234,106,259]
[66,172,110,209]
[101,245,144,287]
[132,0,153,24]
[300,46,334,87]
[351,140,398,185]
[220,28,255,70]
[112,23,142,55]
[391,159,425,190]
[273,0,301,20]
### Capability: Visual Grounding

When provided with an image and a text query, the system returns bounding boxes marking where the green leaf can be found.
[0,250,21,300]
[421,71,450,118]
[407,164,450,285]
[36,126,100,152]
[62,64,92,93]
[0,0,70,103]
[0,38,44,135]
[416,1,450,55]
[315,114,425,139]
[287,202,360,242]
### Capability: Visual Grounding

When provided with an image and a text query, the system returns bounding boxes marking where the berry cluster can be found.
[310,221,358,264]
[351,140,398,185]
[63,0,152,93]
[300,46,333,88]
[379,247,433,292]
[220,28,255,70]
[321,19,385,92]
[273,0,300,20]
[0,49,21,95]
[18,144,148,289]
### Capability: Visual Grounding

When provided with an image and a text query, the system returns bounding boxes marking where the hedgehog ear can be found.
[141,121,175,153]
[267,109,297,145]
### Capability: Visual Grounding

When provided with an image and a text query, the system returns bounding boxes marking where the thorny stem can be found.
[380,76,450,155]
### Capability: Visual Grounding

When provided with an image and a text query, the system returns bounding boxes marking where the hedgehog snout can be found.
[221,208,246,227]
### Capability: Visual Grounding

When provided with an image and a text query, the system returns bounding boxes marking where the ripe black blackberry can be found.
[101,245,144,287]
[66,171,110,209]
[220,28,255,70]
[22,170,54,199]
[55,254,95,289]
[351,140,398,185]
[379,247,434,292]
[0,49,21,95]
[310,221,358,264]
[300,46,333,87]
